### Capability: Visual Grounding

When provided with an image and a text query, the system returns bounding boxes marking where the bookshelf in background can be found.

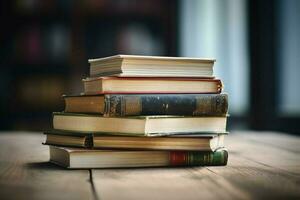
[2,0,178,130]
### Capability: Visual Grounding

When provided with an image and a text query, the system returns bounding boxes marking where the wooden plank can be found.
[227,132,300,174]
[1,131,299,200]
[204,132,300,199]
[0,132,93,200]
[231,131,300,153]
[92,132,300,200]
[92,167,251,200]
[206,156,300,199]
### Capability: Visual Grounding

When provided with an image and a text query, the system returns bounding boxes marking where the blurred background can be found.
[0,0,299,134]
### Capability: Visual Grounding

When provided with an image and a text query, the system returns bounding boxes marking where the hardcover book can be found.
[44,131,227,151]
[52,112,227,136]
[63,93,228,117]
[82,77,222,94]
[88,54,215,78]
[49,146,228,168]
[43,132,93,148]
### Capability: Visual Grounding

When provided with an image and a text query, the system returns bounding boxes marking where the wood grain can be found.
[206,131,300,199]
[0,132,93,200]
[0,131,299,200]
[227,132,300,174]
[92,131,300,200]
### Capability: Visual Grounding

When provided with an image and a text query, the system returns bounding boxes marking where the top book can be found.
[88,55,216,78]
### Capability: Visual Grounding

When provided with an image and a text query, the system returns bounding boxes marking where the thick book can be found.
[82,77,222,94]
[64,93,228,117]
[88,54,215,78]
[49,146,228,168]
[44,131,227,151]
[52,112,227,136]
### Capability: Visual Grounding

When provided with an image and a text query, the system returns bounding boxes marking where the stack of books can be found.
[44,55,229,168]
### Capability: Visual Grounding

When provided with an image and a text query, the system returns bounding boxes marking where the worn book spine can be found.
[169,148,228,166]
[43,132,93,148]
[104,94,228,117]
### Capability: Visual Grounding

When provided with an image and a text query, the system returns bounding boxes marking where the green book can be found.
[49,146,228,169]
[52,112,227,136]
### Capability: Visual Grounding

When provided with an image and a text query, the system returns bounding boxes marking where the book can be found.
[52,112,227,136]
[83,77,222,94]
[49,146,228,168]
[88,55,215,78]
[63,93,228,116]
[93,134,225,151]
[44,131,226,151]
[43,132,93,148]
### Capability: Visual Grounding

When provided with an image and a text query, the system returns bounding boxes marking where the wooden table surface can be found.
[0,131,299,200]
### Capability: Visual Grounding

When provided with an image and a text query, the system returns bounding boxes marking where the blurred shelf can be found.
[10,64,71,74]
[4,0,178,131]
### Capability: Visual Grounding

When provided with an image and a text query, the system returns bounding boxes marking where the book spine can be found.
[169,148,228,166]
[44,132,93,148]
[104,94,228,117]
[85,135,93,148]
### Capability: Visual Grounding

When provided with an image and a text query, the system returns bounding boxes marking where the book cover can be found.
[44,130,227,151]
[49,146,228,168]
[104,93,228,117]
[169,148,228,166]
[52,112,227,136]
[43,131,93,148]
[88,54,216,78]
[83,77,222,94]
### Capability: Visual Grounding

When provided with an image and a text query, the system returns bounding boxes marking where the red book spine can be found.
[170,152,188,166]
[169,149,228,166]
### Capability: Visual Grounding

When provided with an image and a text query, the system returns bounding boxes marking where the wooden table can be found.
[0,131,299,200]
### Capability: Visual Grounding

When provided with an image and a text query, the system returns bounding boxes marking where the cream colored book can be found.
[88,55,215,77]
[49,146,228,169]
[52,113,227,136]
[82,77,222,94]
